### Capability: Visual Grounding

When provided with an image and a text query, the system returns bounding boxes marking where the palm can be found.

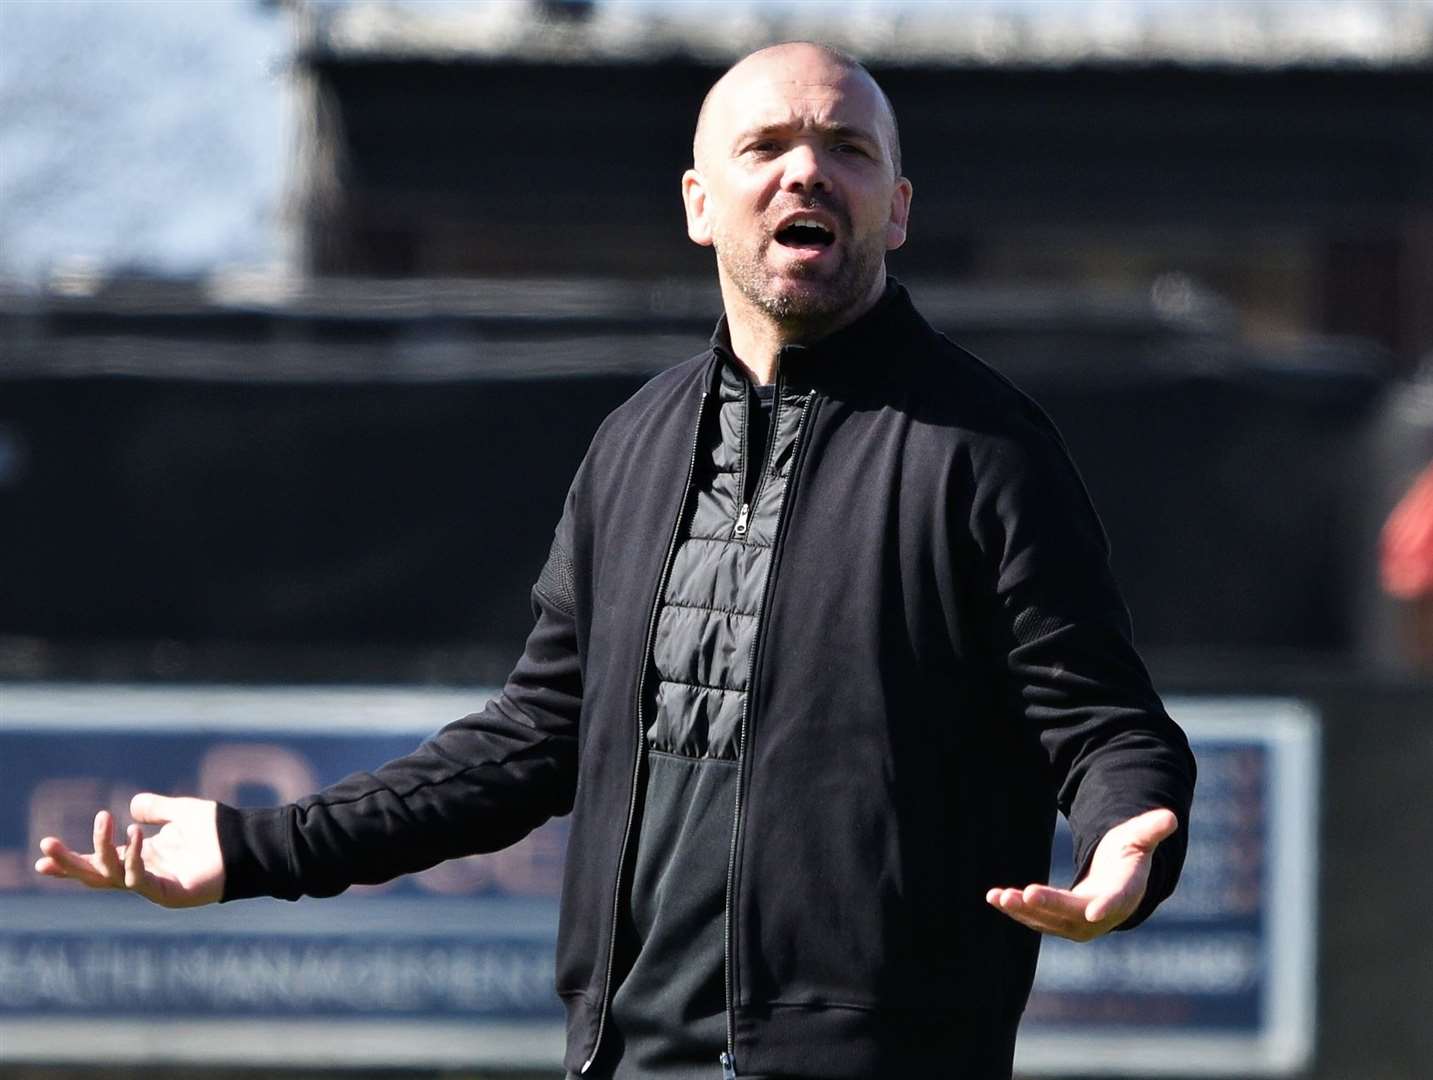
[985,808,1178,942]
[34,793,224,908]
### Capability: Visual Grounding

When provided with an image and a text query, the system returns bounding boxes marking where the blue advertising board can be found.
[0,686,1316,1072]
[0,685,566,1067]
[1017,699,1318,1075]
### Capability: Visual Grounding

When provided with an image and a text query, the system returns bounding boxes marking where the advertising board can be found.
[1018,699,1318,1075]
[0,686,1316,1072]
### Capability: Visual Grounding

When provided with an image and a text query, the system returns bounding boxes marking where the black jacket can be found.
[219,282,1196,1078]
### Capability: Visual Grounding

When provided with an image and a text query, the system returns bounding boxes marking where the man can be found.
[36,43,1195,1080]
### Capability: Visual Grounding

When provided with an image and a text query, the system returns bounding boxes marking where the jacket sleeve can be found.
[217,526,584,902]
[968,412,1196,929]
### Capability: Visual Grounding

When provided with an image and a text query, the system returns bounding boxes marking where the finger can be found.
[988,886,1075,931]
[989,893,1086,938]
[34,837,111,887]
[124,824,146,891]
[35,838,97,881]
[1003,908,1077,937]
[991,884,1113,940]
[94,810,123,883]
[1020,884,1091,920]
[1024,913,1101,940]
[988,886,1062,913]
[1029,883,1135,935]
[130,792,177,827]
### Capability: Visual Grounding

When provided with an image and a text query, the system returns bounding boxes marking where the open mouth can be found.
[775,219,835,248]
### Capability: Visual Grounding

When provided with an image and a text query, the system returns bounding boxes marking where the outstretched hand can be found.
[985,807,1178,942]
[34,793,224,908]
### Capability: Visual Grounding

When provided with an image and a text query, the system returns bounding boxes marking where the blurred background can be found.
[1,1,1431,1078]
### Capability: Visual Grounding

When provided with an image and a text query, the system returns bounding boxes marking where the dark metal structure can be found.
[299,54,1433,365]
[0,275,1387,681]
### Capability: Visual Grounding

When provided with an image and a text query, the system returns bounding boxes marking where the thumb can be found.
[130,792,183,826]
[1127,807,1179,849]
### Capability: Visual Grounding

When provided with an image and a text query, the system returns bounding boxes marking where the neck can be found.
[719,270,887,385]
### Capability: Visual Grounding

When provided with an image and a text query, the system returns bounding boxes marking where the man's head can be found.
[682,42,913,342]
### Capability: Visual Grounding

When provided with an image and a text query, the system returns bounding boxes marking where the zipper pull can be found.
[720,1051,737,1079]
[733,502,750,539]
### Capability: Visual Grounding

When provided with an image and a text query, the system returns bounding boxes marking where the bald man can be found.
[38,43,1195,1080]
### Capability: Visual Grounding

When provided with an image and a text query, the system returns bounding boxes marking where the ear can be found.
[682,168,714,247]
[885,176,913,252]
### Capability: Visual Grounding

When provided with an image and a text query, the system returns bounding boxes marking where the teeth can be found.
[790,218,830,233]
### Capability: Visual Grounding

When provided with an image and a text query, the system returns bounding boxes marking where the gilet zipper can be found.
[733,378,782,542]
[733,383,751,539]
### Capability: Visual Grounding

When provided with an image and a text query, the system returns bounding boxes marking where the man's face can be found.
[683,47,912,331]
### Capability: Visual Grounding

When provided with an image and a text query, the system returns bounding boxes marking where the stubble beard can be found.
[714,218,884,338]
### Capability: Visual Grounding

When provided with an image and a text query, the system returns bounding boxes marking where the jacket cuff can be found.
[215,802,299,902]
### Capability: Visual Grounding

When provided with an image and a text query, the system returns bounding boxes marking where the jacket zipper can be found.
[581,386,709,1075]
[720,387,816,1077]
[733,384,750,539]
[733,379,783,541]
[733,502,750,539]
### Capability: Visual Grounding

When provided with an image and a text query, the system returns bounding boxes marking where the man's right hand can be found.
[34,793,225,908]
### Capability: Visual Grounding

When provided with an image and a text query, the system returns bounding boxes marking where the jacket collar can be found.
[707,277,927,395]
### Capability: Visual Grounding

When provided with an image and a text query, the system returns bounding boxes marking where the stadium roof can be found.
[299,0,1433,70]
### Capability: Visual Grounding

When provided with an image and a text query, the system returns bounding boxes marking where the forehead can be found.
[711,56,887,142]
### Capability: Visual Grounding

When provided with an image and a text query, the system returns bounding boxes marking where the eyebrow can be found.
[732,121,881,148]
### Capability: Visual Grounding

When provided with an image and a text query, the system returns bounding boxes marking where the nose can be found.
[779,144,829,193]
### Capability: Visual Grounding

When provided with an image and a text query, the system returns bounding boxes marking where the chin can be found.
[766,267,866,314]
[758,287,849,325]
[719,240,875,326]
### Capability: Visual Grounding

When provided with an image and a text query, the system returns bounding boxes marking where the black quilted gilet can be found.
[644,360,810,760]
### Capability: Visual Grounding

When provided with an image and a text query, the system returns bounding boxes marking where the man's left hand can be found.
[984,808,1178,942]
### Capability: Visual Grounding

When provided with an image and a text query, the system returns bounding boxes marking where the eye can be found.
[745,140,781,157]
[831,142,870,158]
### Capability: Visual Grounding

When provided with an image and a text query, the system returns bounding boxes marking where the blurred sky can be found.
[1,0,1429,287]
[0,0,290,284]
